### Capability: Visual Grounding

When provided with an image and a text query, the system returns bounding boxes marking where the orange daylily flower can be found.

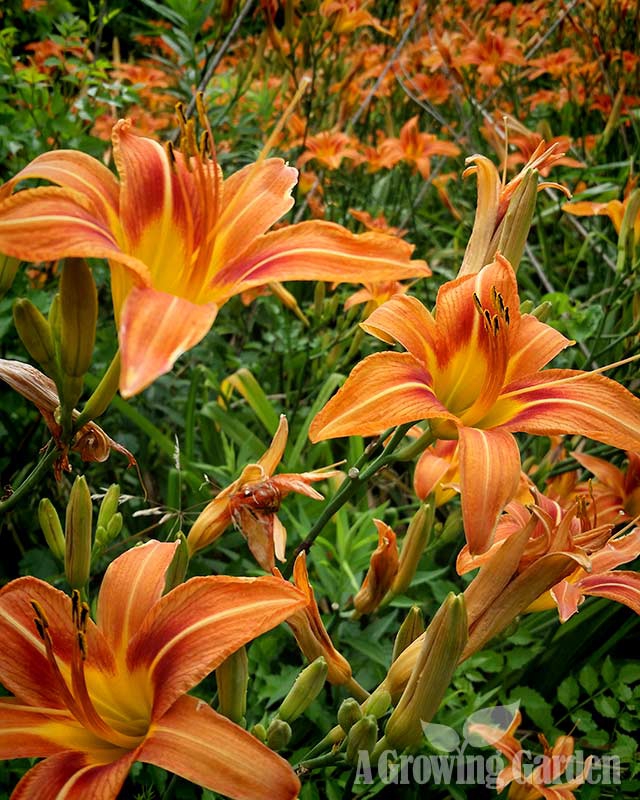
[562,177,640,242]
[456,31,525,87]
[187,415,341,570]
[379,116,460,180]
[297,130,361,170]
[0,114,429,397]
[413,439,460,507]
[352,519,399,617]
[349,208,408,238]
[343,279,410,312]
[319,0,390,35]
[310,255,640,555]
[0,540,305,800]
[470,708,593,800]
[573,449,640,524]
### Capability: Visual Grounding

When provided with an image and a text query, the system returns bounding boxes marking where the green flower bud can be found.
[266,718,292,752]
[362,687,391,719]
[278,657,327,723]
[59,258,97,378]
[519,299,534,314]
[75,352,121,428]
[13,299,57,376]
[97,484,120,531]
[495,168,538,273]
[64,476,93,590]
[0,253,19,298]
[391,503,434,597]
[337,697,362,734]
[251,723,267,742]
[38,498,65,561]
[346,715,377,765]
[392,606,425,662]
[216,646,248,725]
[163,533,190,592]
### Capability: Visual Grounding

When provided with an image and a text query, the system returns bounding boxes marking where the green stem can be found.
[345,676,370,703]
[284,422,417,575]
[0,444,58,518]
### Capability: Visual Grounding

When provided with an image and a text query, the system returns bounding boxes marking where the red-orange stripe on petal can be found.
[578,570,640,614]
[309,352,453,442]
[361,293,438,370]
[458,426,522,555]
[126,575,305,719]
[140,694,300,800]
[97,540,179,659]
[118,286,218,397]
[0,700,81,760]
[487,370,640,451]
[215,220,430,295]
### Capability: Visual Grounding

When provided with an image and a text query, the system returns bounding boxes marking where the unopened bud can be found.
[392,606,425,662]
[251,723,267,741]
[519,299,534,314]
[338,698,362,733]
[530,301,553,322]
[97,484,120,530]
[0,253,19,297]
[75,352,121,428]
[38,498,65,561]
[216,646,248,725]
[64,475,93,590]
[278,657,327,723]
[391,504,434,597]
[385,593,467,750]
[59,258,97,378]
[362,687,391,718]
[439,508,463,543]
[13,299,57,376]
[163,533,190,592]
[495,168,537,273]
[346,715,377,765]
[353,519,399,617]
[266,718,292,751]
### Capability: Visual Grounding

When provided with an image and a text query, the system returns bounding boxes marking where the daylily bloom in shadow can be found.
[572,449,640,524]
[0,540,305,799]
[0,109,429,396]
[469,708,593,800]
[310,255,640,554]
[188,415,341,571]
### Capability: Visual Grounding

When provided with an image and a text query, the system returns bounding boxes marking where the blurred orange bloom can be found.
[379,116,460,179]
[298,130,361,170]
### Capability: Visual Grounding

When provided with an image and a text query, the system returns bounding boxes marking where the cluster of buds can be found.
[38,479,124,589]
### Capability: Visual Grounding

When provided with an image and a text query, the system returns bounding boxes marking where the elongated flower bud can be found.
[278,657,327,723]
[75,352,121,428]
[163,533,190,592]
[0,253,19,298]
[391,504,434,597]
[346,715,377,765]
[216,646,248,725]
[493,168,537,272]
[59,258,97,378]
[385,593,467,750]
[97,484,120,531]
[392,606,425,662]
[13,299,57,376]
[64,475,93,590]
[38,498,65,561]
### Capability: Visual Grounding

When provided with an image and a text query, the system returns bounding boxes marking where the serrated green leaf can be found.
[594,694,620,718]
[612,733,638,760]
[510,687,553,732]
[571,709,597,732]
[602,656,616,684]
[620,663,640,685]
[558,676,580,709]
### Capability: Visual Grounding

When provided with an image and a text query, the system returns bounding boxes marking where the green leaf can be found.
[594,694,620,718]
[510,687,553,732]
[602,656,616,684]
[611,733,638,760]
[579,664,600,695]
[558,676,580,709]
[620,663,640,685]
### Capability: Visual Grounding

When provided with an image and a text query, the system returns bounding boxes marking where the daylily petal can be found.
[215,220,430,295]
[458,427,522,554]
[309,352,453,441]
[213,159,297,265]
[361,293,438,370]
[127,575,305,718]
[4,150,120,228]
[571,451,625,495]
[577,570,640,614]
[551,580,585,622]
[0,577,115,709]
[0,187,148,283]
[187,496,234,555]
[505,314,573,383]
[257,414,288,476]
[140,694,299,800]
[118,285,218,397]
[97,540,179,660]
[589,528,640,571]
[458,155,501,276]
[10,747,138,800]
[413,440,459,502]
[0,700,94,759]
[484,370,640,451]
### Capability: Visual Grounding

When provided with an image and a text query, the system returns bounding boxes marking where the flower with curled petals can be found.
[0,539,305,800]
[188,415,342,570]
[310,254,640,555]
[0,108,429,397]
